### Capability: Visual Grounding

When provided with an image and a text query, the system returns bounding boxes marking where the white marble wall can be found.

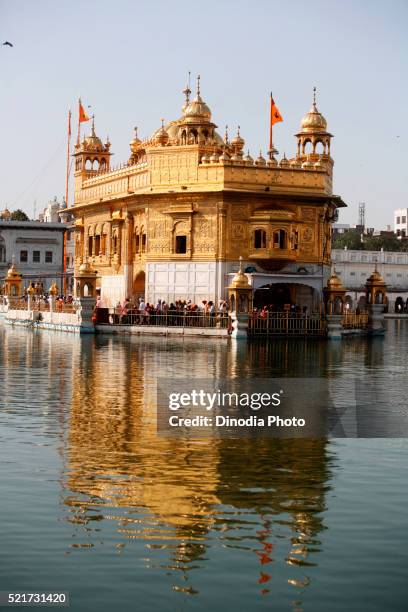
[146,261,220,305]
[100,274,126,307]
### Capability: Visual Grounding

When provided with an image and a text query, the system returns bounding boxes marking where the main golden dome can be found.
[184,94,212,121]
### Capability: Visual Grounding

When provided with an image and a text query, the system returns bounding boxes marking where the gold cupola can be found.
[296,87,332,159]
[323,269,347,314]
[365,265,387,306]
[74,115,111,175]
[83,116,104,152]
[4,257,23,298]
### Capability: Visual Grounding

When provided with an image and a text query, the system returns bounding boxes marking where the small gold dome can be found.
[230,258,251,288]
[231,127,245,151]
[245,150,254,165]
[280,155,290,167]
[130,127,142,153]
[300,102,327,133]
[326,272,344,290]
[255,151,266,166]
[155,121,170,146]
[366,268,386,286]
[6,262,21,279]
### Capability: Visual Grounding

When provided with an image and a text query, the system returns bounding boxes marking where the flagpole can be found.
[65,110,71,206]
[268,92,279,160]
[269,92,273,157]
[77,97,81,146]
[63,109,71,295]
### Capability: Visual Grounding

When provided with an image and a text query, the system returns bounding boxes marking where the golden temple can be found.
[72,78,345,308]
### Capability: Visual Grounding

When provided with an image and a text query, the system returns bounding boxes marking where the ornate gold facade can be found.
[72,79,345,307]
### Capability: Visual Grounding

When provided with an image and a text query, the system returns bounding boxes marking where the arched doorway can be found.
[254,284,292,309]
[133,270,145,300]
[253,282,320,312]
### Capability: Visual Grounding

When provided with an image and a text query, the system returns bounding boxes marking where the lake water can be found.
[0,321,407,611]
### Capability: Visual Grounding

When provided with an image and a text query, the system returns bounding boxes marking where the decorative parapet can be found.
[73,145,335,208]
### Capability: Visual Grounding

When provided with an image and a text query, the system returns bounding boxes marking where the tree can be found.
[332,231,362,250]
[362,235,401,252]
[10,209,29,221]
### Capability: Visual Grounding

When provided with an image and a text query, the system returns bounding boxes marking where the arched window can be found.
[85,159,92,170]
[303,140,312,155]
[175,235,187,254]
[315,141,325,154]
[273,230,287,249]
[141,233,146,253]
[101,234,107,255]
[253,229,266,249]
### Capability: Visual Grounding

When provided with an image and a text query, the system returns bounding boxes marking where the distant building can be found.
[394,208,408,238]
[332,223,351,235]
[0,219,65,292]
[38,196,75,293]
[332,248,408,305]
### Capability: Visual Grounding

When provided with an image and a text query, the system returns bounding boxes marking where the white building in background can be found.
[332,248,408,309]
[0,219,65,291]
[38,196,75,293]
[394,208,408,238]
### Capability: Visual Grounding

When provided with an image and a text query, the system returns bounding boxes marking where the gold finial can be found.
[91,114,95,135]
[313,86,317,108]
[197,74,201,96]
[134,126,138,139]
[237,125,241,137]
[239,255,243,273]
[161,118,165,128]
[225,124,229,144]
[182,71,191,105]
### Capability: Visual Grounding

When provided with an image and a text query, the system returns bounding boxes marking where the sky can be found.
[0,0,407,229]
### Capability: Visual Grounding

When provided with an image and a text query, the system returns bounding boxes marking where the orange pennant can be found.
[79,100,90,123]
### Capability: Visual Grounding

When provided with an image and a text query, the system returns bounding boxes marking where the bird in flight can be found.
[3,41,13,47]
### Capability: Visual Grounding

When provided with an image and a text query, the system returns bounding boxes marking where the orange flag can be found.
[269,93,283,152]
[270,95,283,126]
[79,99,90,123]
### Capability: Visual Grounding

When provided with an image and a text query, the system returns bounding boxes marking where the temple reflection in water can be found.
[60,334,341,600]
[0,325,394,605]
